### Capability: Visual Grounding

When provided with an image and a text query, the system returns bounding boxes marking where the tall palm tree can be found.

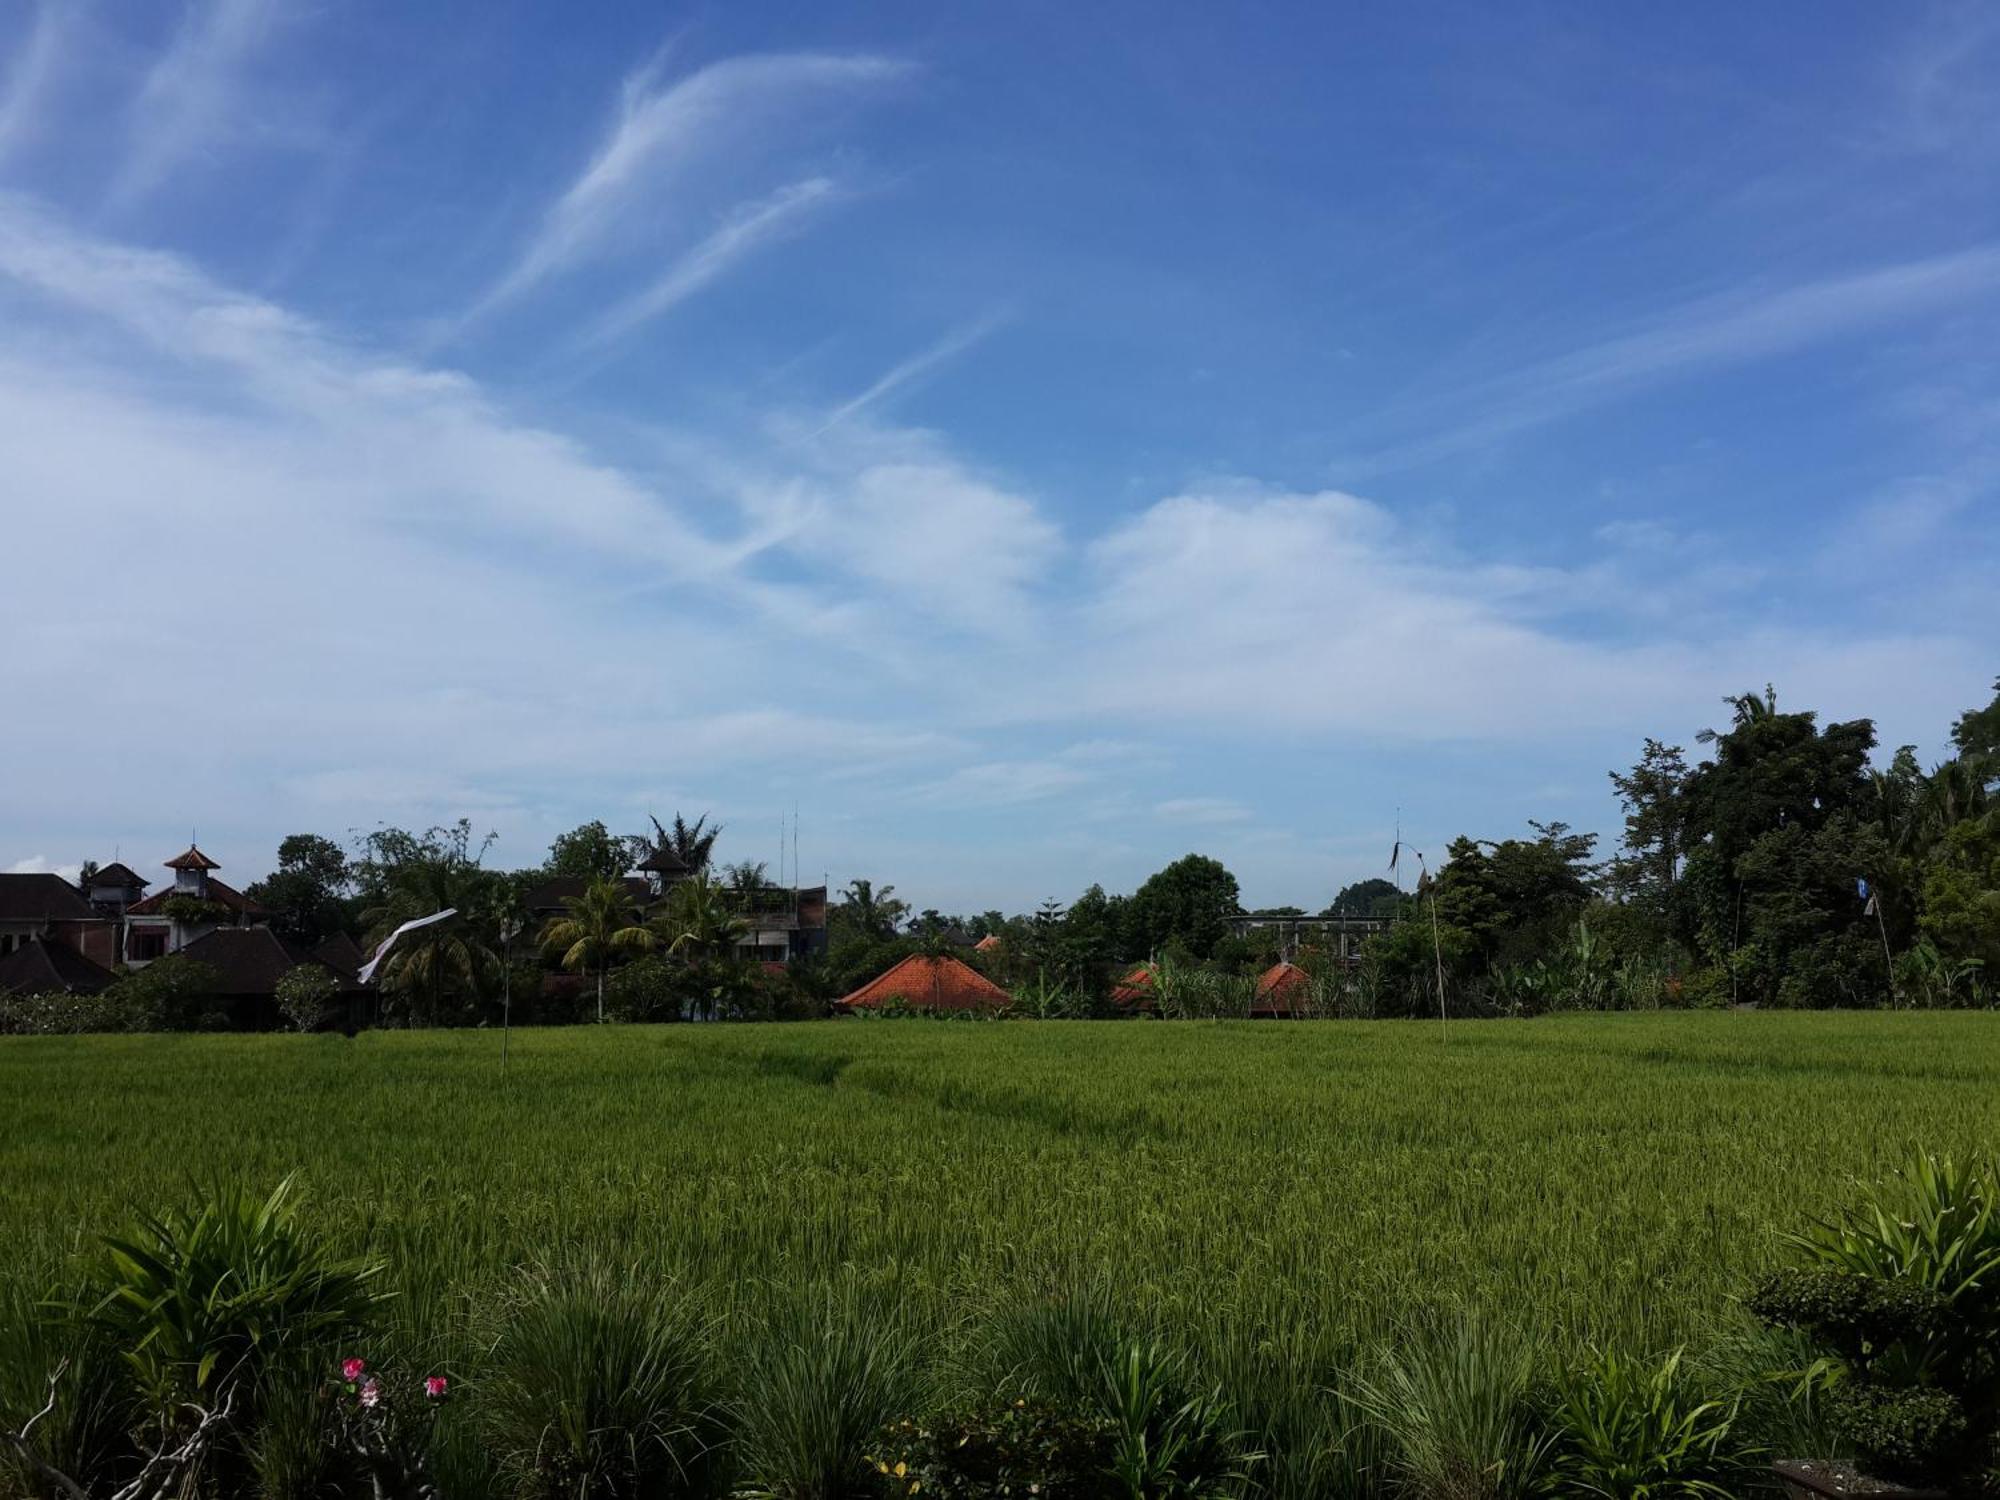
[652,874,746,962]
[1696,684,1778,745]
[839,878,907,941]
[642,813,722,877]
[541,878,654,1023]
[651,875,746,1021]
[361,858,499,1026]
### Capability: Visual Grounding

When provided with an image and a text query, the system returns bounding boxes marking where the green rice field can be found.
[2,1012,1993,1356]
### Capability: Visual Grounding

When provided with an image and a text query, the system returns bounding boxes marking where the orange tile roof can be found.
[1110,962,1157,1010]
[164,844,221,871]
[973,934,1002,952]
[1250,961,1311,1016]
[840,954,1012,1012]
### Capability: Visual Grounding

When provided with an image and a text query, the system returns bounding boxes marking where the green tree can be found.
[357,822,501,1026]
[1126,854,1242,960]
[1324,877,1398,918]
[1951,676,2000,782]
[1605,739,1691,936]
[247,833,353,944]
[651,875,748,1020]
[544,820,639,882]
[639,812,722,876]
[831,878,908,946]
[541,877,654,1023]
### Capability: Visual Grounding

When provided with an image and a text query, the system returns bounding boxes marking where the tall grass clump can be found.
[0,1281,134,1499]
[729,1276,920,1500]
[1350,1316,1549,1500]
[480,1264,723,1500]
[975,1284,1258,1499]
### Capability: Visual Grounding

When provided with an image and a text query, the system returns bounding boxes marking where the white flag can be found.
[357,908,457,985]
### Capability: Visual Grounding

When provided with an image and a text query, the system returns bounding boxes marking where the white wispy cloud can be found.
[0,204,1987,901]
[574,176,840,351]
[472,51,908,322]
[813,311,1010,435]
[1345,243,2000,475]
[0,3,63,164]
[110,0,281,211]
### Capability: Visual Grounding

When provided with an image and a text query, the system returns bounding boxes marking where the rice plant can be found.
[1348,1316,1550,1500]
[479,1263,723,1500]
[728,1276,919,1500]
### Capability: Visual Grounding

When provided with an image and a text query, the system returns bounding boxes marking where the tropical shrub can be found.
[97,956,227,1032]
[0,988,141,1036]
[274,965,339,1033]
[869,1401,1119,1500]
[1539,1347,1748,1499]
[79,1177,384,1413]
[1749,1150,2000,1485]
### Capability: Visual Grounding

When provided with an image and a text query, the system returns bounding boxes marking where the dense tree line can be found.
[9,676,1994,1032]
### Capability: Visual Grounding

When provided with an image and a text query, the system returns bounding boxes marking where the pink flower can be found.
[424,1376,448,1399]
[341,1358,367,1382]
[359,1378,381,1409]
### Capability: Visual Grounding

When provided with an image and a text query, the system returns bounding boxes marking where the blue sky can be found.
[1,2,1996,910]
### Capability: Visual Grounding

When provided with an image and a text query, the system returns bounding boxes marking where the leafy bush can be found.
[0,988,142,1036]
[604,954,688,1023]
[1539,1347,1749,1499]
[79,1177,384,1413]
[480,1264,724,1500]
[275,965,340,1033]
[97,956,227,1032]
[870,1401,1119,1500]
[1750,1150,2000,1484]
[974,1288,1255,1500]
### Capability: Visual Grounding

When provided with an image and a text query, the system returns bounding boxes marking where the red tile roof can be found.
[973,934,1003,952]
[1109,962,1157,1010]
[164,845,221,871]
[1251,961,1311,1016]
[840,954,1012,1013]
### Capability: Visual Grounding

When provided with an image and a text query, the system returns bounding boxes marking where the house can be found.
[0,873,116,965]
[1110,962,1158,1012]
[1250,961,1313,1018]
[520,876,654,925]
[973,933,1003,953]
[839,954,1012,1013]
[175,927,357,1027]
[1229,911,1390,965]
[122,846,268,965]
[730,884,828,964]
[0,935,117,996]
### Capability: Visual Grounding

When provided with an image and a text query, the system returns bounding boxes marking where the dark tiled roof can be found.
[164,845,221,872]
[312,931,364,979]
[0,873,97,923]
[0,937,117,995]
[636,849,689,875]
[176,927,345,997]
[89,862,148,890]
[840,954,1011,1012]
[126,875,267,918]
[521,876,652,913]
